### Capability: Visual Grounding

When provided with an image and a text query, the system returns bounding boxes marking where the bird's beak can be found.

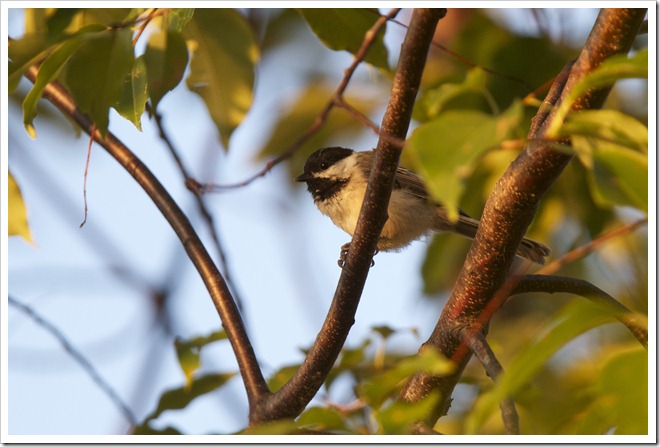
[295,173,312,182]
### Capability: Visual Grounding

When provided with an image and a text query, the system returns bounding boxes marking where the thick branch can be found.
[400,8,646,424]
[251,8,446,423]
[20,67,270,408]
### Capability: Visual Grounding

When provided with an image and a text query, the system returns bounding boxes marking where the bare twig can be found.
[462,329,519,435]
[9,296,138,426]
[151,109,245,313]
[205,8,399,191]
[538,218,648,276]
[79,124,95,228]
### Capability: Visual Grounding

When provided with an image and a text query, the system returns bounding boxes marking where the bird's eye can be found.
[320,162,329,169]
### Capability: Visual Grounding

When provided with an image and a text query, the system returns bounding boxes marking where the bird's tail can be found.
[434,211,550,265]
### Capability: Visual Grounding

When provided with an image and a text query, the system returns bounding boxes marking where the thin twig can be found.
[151,109,245,313]
[538,218,648,276]
[9,296,138,426]
[205,8,400,192]
[462,329,519,435]
[79,124,95,228]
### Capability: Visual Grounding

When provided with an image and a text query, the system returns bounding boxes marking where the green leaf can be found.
[371,325,396,340]
[559,110,648,154]
[144,30,189,111]
[133,425,182,435]
[63,27,135,135]
[297,406,348,432]
[8,171,32,243]
[406,110,502,221]
[165,8,195,32]
[547,50,648,138]
[9,33,52,91]
[237,419,300,435]
[183,9,258,149]
[417,67,490,120]
[358,348,454,408]
[115,55,149,131]
[573,137,648,212]
[298,8,389,70]
[138,372,235,428]
[375,391,442,434]
[174,329,228,389]
[22,24,106,138]
[465,300,624,434]
[593,347,647,434]
[267,363,300,393]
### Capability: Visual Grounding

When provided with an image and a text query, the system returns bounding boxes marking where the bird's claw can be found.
[337,243,378,268]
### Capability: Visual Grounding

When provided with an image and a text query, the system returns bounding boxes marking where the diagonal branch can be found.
[18,66,271,409]
[400,8,647,425]
[250,8,446,424]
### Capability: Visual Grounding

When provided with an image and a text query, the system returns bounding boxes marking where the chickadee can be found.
[295,146,550,266]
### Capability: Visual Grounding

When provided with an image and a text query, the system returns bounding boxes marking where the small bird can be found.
[295,146,550,266]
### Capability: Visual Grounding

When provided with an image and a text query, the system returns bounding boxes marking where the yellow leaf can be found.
[8,171,33,243]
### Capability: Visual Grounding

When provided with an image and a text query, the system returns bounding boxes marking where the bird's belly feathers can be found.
[315,185,436,251]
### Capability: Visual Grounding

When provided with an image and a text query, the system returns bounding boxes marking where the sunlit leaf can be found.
[297,406,348,432]
[573,136,648,212]
[417,67,490,120]
[237,419,300,435]
[8,171,32,243]
[358,347,454,408]
[298,8,389,70]
[22,24,106,138]
[63,27,135,135]
[138,372,235,427]
[144,30,189,111]
[165,8,195,32]
[547,50,648,138]
[174,329,228,389]
[375,391,442,434]
[406,111,499,222]
[115,55,148,131]
[465,300,624,434]
[267,363,299,393]
[184,9,258,149]
[559,110,648,154]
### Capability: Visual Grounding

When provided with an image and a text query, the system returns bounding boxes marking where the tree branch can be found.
[400,8,646,424]
[251,8,446,423]
[19,66,271,409]
[511,275,648,348]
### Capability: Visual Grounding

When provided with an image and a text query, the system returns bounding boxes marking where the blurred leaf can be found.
[165,8,195,32]
[466,300,624,434]
[115,55,149,131]
[560,110,648,154]
[144,30,189,111]
[174,329,228,389]
[358,348,454,408]
[573,137,648,212]
[298,8,389,70]
[371,325,396,340]
[417,67,490,120]
[267,363,300,393]
[547,50,648,137]
[375,391,442,434]
[326,338,371,390]
[237,419,300,435]
[63,27,135,135]
[297,406,348,432]
[258,82,378,181]
[45,8,81,38]
[77,8,136,26]
[133,424,182,435]
[8,171,32,243]
[8,34,50,91]
[138,372,235,428]
[184,9,258,149]
[593,347,647,434]
[22,24,106,138]
[421,233,471,295]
